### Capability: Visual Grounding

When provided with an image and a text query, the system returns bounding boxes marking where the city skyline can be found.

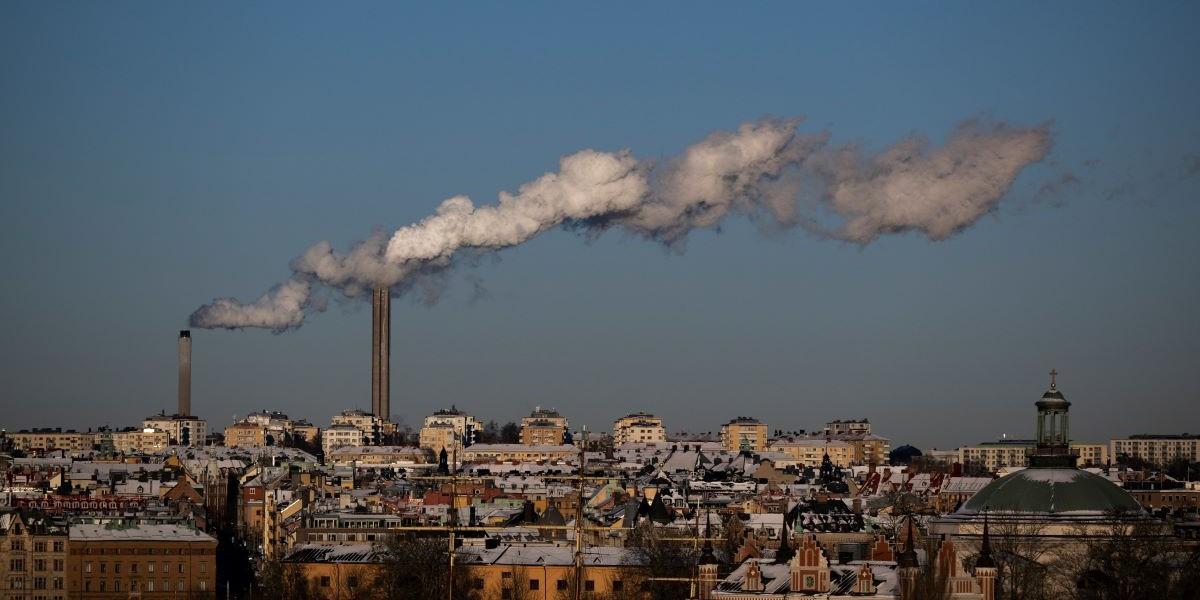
[3,2,1199,450]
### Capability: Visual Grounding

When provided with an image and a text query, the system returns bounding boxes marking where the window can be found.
[347,576,358,588]
[613,580,624,591]
[199,562,206,573]
[320,576,331,588]
[585,580,595,591]
[177,564,184,574]
[114,563,120,574]
[502,590,512,599]
[147,581,155,592]
[473,578,484,590]
[52,542,63,552]
[131,563,138,574]
[114,579,120,592]
[99,581,106,592]
[34,559,46,571]
[53,578,63,590]
[11,540,24,551]
[35,542,47,552]
[557,579,568,591]
[200,581,207,591]
[148,563,155,573]
[100,563,106,574]
[502,572,512,579]
[34,577,47,589]
[84,581,91,592]
[11,559,25,571]
[529,579,539,590]
[53,560,63,571]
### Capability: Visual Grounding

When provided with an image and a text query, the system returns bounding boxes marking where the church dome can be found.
[957,468,1142,518]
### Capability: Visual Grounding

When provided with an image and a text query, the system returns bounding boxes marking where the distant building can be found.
[418,406,481,455]
[67,523,217,597]
[823,418,872,436]
[612,412,667,445]
[461,443,578,463]
[720,417,768,452]
[1111,434,1200,467]
[330,409,389,446]
[767,438,855,467]
[9,429,94,453]
[959,439,1109,471]
[110,428,169,455]
[142,413,207,447]
[520,407,568,446]
[224,421,267,448]
[322,423,370,457]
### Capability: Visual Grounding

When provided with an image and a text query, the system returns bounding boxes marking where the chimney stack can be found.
[371,287,390,421]
[178,330,191,416]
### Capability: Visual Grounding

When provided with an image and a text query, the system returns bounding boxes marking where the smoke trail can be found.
[190,116,1051,331]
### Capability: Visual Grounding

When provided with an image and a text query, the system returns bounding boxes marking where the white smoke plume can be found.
[191,116,1051,331]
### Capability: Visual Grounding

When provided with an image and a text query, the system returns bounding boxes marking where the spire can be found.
[773,503,794,564]
[975,510,996,569]
[897,515,919,569]
[699,508,718,565]
[1049,368,1057,390]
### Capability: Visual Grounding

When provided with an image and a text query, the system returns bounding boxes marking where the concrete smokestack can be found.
[178,330,191,416]
[371,287,390,421]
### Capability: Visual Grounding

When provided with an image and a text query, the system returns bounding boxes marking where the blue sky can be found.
[1,2,1197,448]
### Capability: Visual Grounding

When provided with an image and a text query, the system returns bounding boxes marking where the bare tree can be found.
[625,522,694,600]
[1062,514,1200,600]
[374,535,479,600]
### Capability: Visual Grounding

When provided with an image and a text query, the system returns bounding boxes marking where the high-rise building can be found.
[720,417,768,452]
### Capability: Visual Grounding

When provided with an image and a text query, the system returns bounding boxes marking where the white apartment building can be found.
[322,423,369,456]
[142,414,207,447]
[613,412,667,445]
[1111,434,1200,466]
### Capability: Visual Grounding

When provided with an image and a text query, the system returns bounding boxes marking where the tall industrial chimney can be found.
[178,330,191,416]
[371,287,390,421]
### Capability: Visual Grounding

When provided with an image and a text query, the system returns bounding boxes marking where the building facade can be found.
[141,415,208,447]
[1111,434,1200,466]
[520,408,568,446]
[721,417,768,452]
[0,512,68,600]
[67,523,217,599]
[612,412,667,445]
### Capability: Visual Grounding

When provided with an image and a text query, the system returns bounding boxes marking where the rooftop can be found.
[69,523,216,543]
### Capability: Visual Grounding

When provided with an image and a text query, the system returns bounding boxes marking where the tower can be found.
[178,330,191,416]
[1031,368,1076,468]
[974,512,997,600]
[370,287,390,421]
[697,510,719,600]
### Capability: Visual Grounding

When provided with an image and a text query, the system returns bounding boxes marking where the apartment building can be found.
[141,414,207,447]
[110,429,169,455]
[823,419,872,436]
[612,412,667,445]
[8,430,95,453]
[460,444,578,463]
[322,424,369,457]
[959,439,1109,471]
[0,511,68,600]
[223,421,267,449]
[520,408,568,446]
[1111,434,1200,466]
[720,417,768,452]
[67,523,217,598]
[418,407,482,455]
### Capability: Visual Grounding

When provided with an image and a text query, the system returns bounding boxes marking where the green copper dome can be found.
[959,468,1142,517]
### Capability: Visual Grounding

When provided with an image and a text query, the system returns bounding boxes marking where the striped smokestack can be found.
[371,287,390,420]
[178,330,191,416]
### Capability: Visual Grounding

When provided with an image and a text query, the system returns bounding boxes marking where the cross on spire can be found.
[1049,368,1058,390]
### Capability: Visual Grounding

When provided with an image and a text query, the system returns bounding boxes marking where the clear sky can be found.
[2,2,1198,449]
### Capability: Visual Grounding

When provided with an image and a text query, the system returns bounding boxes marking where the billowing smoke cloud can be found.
[191,116,1051,331]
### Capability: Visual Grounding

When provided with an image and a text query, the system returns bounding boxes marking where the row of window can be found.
[8,541,66,552]
[5,576,65,589]
[83,578,206,592]
[7,558,65,571]
[84,561,207,574]
[77,547,212,555]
